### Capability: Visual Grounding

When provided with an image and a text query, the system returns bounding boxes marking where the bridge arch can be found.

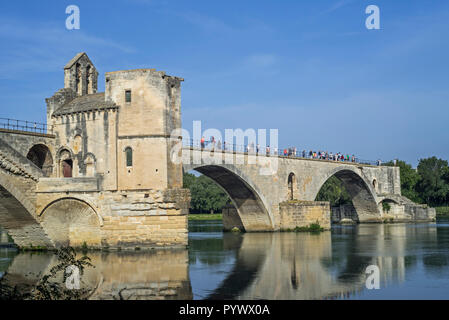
[314,166,381,222]
[185,164,275,231]
[0,168,54,248]
[40,197,102,248]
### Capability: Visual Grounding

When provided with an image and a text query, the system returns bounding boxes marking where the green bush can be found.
[293,223,324,233]
[436,207,449,216]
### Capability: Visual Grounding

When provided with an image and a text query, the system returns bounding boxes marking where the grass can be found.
[283,223,325,233]
[436,206,449,217]
[188,213,223,221]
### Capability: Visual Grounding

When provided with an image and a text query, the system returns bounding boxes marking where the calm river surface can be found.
[1,220,449,300]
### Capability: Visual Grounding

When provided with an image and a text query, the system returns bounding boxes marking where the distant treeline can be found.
[184,156,449,214]
[183,173,231,214]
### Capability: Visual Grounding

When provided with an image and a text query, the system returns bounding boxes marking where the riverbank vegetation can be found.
[435,207,449,217]
[282,223,325,233]
[188,214,223,221]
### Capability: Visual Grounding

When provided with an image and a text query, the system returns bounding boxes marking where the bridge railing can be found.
[0,118,48,134]
[182,138,385,166]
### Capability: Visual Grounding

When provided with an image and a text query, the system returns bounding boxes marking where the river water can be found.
[1,220,449,300]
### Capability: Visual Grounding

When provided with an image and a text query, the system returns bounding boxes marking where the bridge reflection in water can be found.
[189,222,442,300]
[1,221,447,300]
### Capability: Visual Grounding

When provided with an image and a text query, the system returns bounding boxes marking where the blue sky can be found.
[0,0,448,166]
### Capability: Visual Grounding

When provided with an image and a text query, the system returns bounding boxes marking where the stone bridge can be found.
[182,147,435,232]
[0,126,436,248]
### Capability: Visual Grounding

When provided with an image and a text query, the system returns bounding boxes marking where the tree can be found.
[183,172,196,190]
[416,157,449,207]
[316,176,352,207]
[183,173,230,213]
[384,160,421,203]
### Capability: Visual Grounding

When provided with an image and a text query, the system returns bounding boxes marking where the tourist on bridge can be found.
[210,136,215,150]
[201,136,205,149]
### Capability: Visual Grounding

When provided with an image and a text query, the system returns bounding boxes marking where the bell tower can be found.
[64,52,98,96]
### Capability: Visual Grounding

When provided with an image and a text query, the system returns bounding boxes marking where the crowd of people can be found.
[197,137,362,163]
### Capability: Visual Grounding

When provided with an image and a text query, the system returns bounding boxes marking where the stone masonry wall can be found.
[36,185,190,249]
[222,204,245,231]
[279,201,331,230]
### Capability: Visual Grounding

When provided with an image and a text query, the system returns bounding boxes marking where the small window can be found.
[125,147,133,167]
[125,90,132,103]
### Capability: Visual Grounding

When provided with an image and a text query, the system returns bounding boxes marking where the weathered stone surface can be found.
[279,201,331,230]
[222,204,245,231]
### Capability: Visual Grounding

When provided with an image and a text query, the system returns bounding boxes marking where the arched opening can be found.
[372,179,377,192]
[315,169,380,223]
[0,180,53,248]
[86,65,91,94]
[26,144,53,177]
[184,165,273,232]
[379,199,398,215]
[75,63,81,95]
[58,149,73,178]
[288,173,297,200]
[40,198,101,248]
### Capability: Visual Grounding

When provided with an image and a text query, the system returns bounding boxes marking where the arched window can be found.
[75,63,81,95]
[288,173,297,200]
[86,65,91,94]
[125,147,133,167]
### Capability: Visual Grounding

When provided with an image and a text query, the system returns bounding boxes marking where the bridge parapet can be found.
[0,118,49,135]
